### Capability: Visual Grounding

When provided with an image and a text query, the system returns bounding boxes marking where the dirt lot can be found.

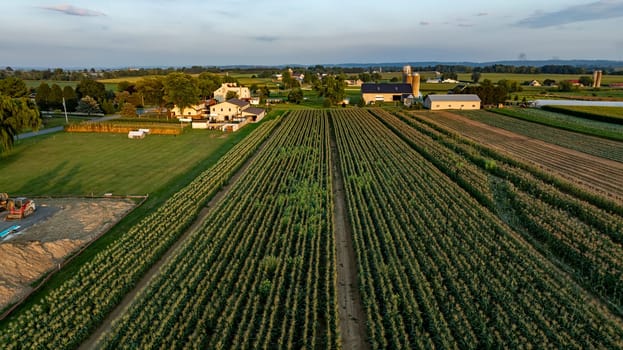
[0,198,136,310]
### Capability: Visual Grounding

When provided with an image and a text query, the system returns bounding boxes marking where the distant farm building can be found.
[170,102,208,119]
[213,83,251,102]
[345,79,363,87]
[424,94,481,110]
[362,66,421,105]
[361,83,413,104]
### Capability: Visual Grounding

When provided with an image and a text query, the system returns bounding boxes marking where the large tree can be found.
[163,73,199,115]
[196,72,221,99]
[0,96,40,151]
[35,82,51,110]
[63,86,78,112]
[49,84,64,110]
[287,88,304,104]
[0,77,29,98]
[316,75,346,105]
[136,77,165,107]
[76,78,106,102]
[76,96,102,116]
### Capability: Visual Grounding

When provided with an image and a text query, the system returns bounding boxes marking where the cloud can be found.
[457,23,474,28]
[253,36,280,42]
[517,0,623,28]
[39,4,105,16]
[475,12,488,16]
[419,21,430,26]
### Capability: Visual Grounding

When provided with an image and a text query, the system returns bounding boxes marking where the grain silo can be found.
[412,73,421,97]
[403,65,412,82]
[592,70,602,88]
[405,74,413,87]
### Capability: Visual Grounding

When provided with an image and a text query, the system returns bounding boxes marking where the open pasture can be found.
[0,130,234,196]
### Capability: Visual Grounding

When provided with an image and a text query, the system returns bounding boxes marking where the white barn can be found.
[424,94,481,110]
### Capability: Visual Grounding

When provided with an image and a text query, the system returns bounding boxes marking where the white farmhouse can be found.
[213,83,251,103]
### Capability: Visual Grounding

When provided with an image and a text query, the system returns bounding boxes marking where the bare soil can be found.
[330,117,370,349]
[418,111,623,203]
[0,198,135,310]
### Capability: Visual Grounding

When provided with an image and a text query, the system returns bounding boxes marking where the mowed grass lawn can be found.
[0,130,233,196]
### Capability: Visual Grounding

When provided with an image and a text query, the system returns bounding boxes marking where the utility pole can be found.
[62,97,68,124]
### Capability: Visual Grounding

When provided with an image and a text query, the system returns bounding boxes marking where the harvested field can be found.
[0,198,136,311]
[412,111,623,202]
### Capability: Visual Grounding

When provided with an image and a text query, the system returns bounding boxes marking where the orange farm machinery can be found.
[0,193,36,220]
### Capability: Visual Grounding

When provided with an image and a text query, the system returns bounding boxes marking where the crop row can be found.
[490,107,623,142]
[541,105,623,125]
[331,108,623,348]
[457,109,623,162]
[0,117,282,349]
[376,108,623,312]
[98,110,338,349]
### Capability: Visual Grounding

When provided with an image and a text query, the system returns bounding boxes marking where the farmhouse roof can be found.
[226,98,250,107]
[361,83,412,94]
[244,107,265,115]
[425,94,481,102]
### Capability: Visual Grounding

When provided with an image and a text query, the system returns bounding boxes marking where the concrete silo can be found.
[403,65,412,83]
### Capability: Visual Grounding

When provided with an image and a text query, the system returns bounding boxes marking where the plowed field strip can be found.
[415,111,623,202]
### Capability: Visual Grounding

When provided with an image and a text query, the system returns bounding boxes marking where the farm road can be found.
[330,116,370,350]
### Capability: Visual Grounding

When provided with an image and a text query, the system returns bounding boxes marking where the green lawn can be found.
[0,130,235,196]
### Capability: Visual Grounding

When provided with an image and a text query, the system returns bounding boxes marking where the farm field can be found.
[541,105,623,123]
[488,107,623,142]
[98,110,338,349]
[0,116,281,349]
[0,130,234,196]
[2,108,623,348]
[338,108,623,348]
[455,109,623,161]
[413,110,623,202]
[456,72,623,85]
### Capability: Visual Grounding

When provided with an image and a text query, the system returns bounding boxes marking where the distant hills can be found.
[9,59,623,71]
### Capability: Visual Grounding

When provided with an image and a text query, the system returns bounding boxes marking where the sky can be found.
[1,0,623,68]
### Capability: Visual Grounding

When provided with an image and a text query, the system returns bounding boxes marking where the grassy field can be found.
[0,129,235,196]
[457,72,623,85]
[541,105,623,123]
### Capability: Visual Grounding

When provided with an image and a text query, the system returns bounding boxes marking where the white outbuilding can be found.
[424,94,481,110]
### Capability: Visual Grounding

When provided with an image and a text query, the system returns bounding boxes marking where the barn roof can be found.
[361,83,412,94]
[244,107,265,115]
[425,94,481,102]
[225,98,250,107]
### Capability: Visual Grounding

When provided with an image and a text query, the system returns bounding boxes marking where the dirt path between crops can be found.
[80,132,275,349]
[329,117,370,350]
